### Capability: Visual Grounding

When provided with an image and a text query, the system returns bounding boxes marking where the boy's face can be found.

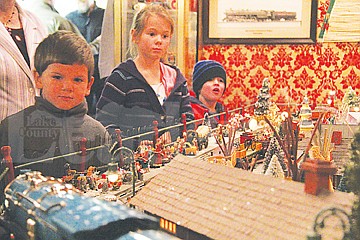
[199,77,225,102]
[35,63,94,110]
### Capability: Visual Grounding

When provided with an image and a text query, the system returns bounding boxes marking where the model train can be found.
[223,9,297,22]
[0,171,179,240]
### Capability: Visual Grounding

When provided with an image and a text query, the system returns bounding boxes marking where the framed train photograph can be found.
[201,0,318,44]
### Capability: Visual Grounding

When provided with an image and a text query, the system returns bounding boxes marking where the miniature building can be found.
[299,96,314,137]
[301,158,337,195]
[130,155,355,240]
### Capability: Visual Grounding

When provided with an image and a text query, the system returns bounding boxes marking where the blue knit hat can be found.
[192,60,226,97]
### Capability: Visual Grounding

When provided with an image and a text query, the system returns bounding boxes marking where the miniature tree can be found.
[337,174,348,192]
[264,155,285,178]
[254,78,296,179]
[254,78,271,116]
[340,129,360,237]
[263,137,287,175]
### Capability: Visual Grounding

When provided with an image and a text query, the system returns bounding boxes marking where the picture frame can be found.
[201,0,318,45]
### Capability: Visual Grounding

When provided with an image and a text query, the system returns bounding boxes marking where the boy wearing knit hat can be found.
[190,60,227,128]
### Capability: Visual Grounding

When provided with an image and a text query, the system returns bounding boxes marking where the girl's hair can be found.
[128,4,174,59]
[34,30,94,79]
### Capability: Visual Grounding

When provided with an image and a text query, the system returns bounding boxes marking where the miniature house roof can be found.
[130,155,355,240]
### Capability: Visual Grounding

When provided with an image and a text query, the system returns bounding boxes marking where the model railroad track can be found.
[116,174,157,202]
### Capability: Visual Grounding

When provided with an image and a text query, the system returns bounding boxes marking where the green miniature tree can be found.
[254,78,300,180]
[264,155,285,178]
[342,129,360,237]
[254,78,271,116]
[263,137,287,174]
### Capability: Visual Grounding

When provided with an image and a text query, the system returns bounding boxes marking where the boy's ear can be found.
[85,76,94,96]
[33,71,43,89]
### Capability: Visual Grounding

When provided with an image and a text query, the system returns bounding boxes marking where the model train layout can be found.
[0,77,354,239]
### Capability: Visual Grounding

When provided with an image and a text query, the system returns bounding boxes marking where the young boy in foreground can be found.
[0,31,111,178]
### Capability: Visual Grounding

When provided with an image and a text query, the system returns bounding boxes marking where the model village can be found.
[0,76,359,239]
[0,0,360,239]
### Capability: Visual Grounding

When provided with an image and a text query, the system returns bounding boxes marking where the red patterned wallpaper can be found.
[196,0,360,112]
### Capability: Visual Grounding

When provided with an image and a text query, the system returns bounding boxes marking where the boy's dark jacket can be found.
[96,59,194,142]
[0,97,111,178]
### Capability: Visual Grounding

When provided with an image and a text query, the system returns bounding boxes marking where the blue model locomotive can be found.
[0,171,179,240]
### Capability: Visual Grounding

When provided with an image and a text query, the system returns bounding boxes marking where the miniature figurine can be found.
[77,175,87,192]
[62,163,77,184]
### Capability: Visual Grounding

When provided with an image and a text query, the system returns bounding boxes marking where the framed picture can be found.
[201,0,318,44]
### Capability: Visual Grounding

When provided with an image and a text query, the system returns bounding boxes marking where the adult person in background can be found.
[0,0,47,122]
[66,0,105,116]
[189,60,227,128]
[23,0,81,34]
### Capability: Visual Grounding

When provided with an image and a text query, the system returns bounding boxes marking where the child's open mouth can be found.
[212,88,220,94]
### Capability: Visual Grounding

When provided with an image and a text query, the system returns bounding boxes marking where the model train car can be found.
[0,171,179,240]
[223,9,296,22]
